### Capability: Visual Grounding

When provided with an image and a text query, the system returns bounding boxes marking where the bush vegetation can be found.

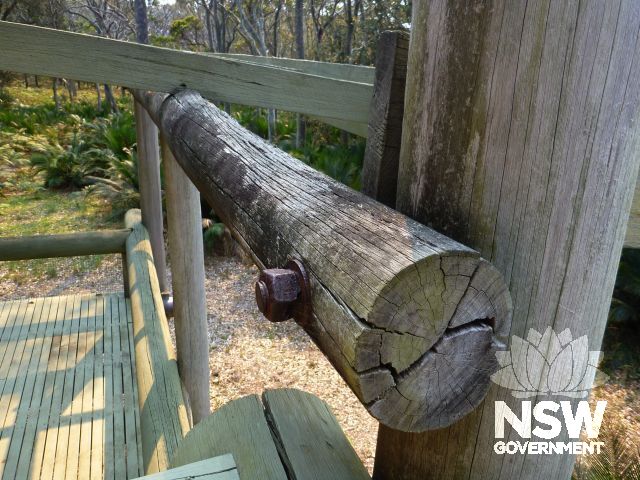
[1,81,364,201]
[0,79,365,265]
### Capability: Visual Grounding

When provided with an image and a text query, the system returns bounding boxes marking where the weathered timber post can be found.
[133,0,168,295]
[162,137,211,425]
[134,88,512,432]
[361,31,409,208]
[134,100,169,295]
[374,1,640,479]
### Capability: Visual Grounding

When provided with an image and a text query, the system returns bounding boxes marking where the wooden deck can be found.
[0,293,142,479]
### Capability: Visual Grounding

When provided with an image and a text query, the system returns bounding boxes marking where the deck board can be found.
[0,293,142,479]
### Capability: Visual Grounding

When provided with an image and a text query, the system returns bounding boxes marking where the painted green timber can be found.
[124,209,190,474]
[0,229,130,261]
[133,455,238,480]
[0,21,371,133]
[209,53,374,84]
[170,395,287,480]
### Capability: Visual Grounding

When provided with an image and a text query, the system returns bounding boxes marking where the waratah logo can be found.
[490,327,608,398]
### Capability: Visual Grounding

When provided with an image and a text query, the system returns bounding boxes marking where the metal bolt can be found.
[255,259,310,324]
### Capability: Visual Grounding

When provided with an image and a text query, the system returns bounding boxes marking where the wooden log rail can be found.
[0,230,130,260]
[124,209,190,473]
[134,89,513,432]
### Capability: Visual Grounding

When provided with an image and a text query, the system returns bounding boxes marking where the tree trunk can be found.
[103,84,118,113]
[52,77,60,110]
[134,0,149,44]
[95,83,102,112]
[340,0,354,148]
[344,0,355,63]
[268,0,279,144]
[204,2,215,51]
[273,0,282,57]
[66,78,76,103]
[374,1,640,479]
[267,108,276,142]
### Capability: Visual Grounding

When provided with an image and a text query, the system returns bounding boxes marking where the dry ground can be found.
[3,249,640,477]
[0,246,640,479]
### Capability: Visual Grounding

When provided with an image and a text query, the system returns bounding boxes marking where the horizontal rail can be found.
[0,229,130,261]
[124,209,190,474]
[0,21,371,135]
[134,89,513,433]
[208,53,375,84]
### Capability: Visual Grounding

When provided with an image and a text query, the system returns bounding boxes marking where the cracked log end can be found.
[356,257,511,432]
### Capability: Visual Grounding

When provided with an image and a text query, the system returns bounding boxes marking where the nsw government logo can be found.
[490,327,608,455]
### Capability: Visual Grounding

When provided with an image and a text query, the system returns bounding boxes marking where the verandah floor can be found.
[0,293,142,479]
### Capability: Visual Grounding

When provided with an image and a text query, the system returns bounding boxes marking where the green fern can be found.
[30,133,110,189]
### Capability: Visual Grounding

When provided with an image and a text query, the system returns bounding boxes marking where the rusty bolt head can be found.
[255,259,310,324]
[255,268,301,322]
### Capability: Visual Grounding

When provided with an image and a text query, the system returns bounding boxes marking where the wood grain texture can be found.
[378,0,640,478]
[163,139,210,425]
[125,209,190,474]
[209,53,374,84]
[171,390,370,480]
[361,31,409,207]
[263,389,371,480]
[170,394,288,480]
[0,229,129,260]
[0,21,371,134]
[134,89,513,432]
[133,455,238,480]
[0,293,142,479]
[135,101,169,294]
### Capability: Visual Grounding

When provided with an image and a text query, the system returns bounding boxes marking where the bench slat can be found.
[263,389,371,480]
[134,455,238,480]
[170,395,287,480]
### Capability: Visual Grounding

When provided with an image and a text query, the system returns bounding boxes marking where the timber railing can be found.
[2,20,639,247]
[0,21,371,137]
[124,209,190,473]
[133,88,513,432]
[2,18,637,435]
[0,213,190,475]
[0,229,130,261]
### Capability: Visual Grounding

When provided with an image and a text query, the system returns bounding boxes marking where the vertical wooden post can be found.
[162,138,211,425]
[134,100,169,294]
[375,1,640,479]
[361,31,409,208]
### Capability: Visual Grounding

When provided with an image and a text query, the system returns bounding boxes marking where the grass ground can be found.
[0,179,117,283]
[1,81,639,478]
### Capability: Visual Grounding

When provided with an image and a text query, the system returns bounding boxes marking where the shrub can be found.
[301,142,365,190]
[30,133,111,189]
[87,111,136,159]
[610,248,640,324]
[86,146,140,217]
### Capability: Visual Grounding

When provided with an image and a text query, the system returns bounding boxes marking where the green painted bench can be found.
[171,389,370,480]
